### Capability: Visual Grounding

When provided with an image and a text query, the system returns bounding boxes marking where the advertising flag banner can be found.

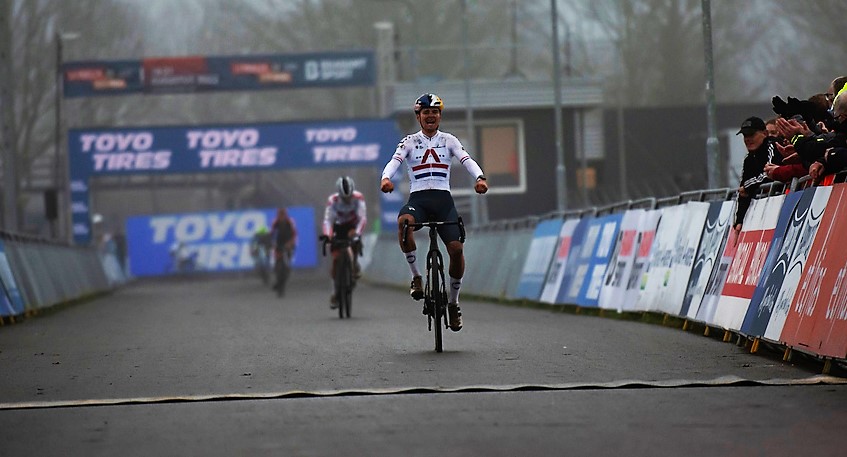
[623,208,662,312]
[125,207,317,277]
[654,201,710,316]
[597,209,644,311]
[515,218,564,300]
[681,200,734,319]
[573,213,623,307]
[539,218,581,304]
[779,184,847,358]
[712,196,782,330]
[740,189,807,337]
[762,186,832,341]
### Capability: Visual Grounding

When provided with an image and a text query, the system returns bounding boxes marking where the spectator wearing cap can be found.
[734,116,783,232]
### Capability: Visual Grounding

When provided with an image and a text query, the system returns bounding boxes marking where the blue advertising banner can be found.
[69,119,399,244]
[125,207,317,277]
[0,239,25,316]
[573,213,623,307]
[515,218,564,300]
[63,51,375,98]
[555,217,592,305]
[740,189,807,337]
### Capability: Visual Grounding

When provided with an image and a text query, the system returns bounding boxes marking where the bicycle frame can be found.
[322,237,360,319]
[402,217,465,352]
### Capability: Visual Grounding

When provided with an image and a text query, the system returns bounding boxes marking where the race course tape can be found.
[1,374,845,411]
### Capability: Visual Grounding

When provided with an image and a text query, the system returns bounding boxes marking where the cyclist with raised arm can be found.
[321,176,367,309]
[379,93,489,331]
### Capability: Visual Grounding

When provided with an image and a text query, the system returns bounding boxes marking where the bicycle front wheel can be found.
[429,251,444,353]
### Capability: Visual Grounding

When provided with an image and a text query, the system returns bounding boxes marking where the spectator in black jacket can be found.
[734,116,783,232]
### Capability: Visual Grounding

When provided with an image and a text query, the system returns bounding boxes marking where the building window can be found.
[447,118,526,195]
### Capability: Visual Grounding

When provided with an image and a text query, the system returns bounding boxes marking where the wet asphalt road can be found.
[0,271,845,456]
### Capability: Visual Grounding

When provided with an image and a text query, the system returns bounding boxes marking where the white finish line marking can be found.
[1,375,844,411]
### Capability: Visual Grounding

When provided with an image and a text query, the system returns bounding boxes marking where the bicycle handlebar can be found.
[402,217,465,244]
[321,236,361,257]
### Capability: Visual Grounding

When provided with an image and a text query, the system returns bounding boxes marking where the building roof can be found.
[390,78,605,113]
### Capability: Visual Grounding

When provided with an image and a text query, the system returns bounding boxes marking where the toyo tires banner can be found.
[125,207,317,277]
[68,119,400,245]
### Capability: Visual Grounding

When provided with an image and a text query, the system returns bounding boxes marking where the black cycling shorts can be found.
[398,190,462,243]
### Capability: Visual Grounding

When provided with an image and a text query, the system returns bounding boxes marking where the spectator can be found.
[765,117,780,138]
[807,90,847,181]
[734,116,782,232]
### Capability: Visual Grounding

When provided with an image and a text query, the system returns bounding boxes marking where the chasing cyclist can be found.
[271,208,297,296]
[321,176,367,309]
[379,93,489,331]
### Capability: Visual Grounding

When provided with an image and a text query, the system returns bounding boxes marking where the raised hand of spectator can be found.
[775,141,795,158]
[776,117,811,138]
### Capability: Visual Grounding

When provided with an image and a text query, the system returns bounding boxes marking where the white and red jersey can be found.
[322,191,367,237]
[381,130,484,193]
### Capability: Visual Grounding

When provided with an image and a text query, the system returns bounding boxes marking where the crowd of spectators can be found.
[733,75,847,230]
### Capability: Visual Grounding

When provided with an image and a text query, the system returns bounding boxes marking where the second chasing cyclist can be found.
[379,93,489,332]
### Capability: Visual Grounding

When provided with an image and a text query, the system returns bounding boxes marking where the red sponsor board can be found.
[143,56,211,89]
[781,185,847,357]
[721,228,774,299]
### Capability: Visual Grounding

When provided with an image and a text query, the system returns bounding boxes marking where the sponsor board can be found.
[623,208,662,312]
[539,219,581,304]
[597,209,644,311]
[780,184,847,357]
[712,196,782,330]
[636,205,685,312]
[655,202,710,316]
[681,200,734,319]
[0,239,25,316]
[515,218,564,300]
[740,190,807,337]
[572,214,623,307]
[762,186,832,341]
[125,207,316,277]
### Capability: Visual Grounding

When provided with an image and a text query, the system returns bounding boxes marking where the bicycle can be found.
[322,236,360,319]
[273,247,292,298]
[402,217,465,353]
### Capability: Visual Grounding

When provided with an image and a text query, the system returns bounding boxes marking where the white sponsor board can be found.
[684,200,735,319]
[622,209,663,312]
[598,209,644,311]
[655,201,710,316]
[636,205,685,312]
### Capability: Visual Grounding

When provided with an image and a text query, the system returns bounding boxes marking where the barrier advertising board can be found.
[555,218,592,304]
[597,209,643,311]
[636,204,685,312]
[712,196,782,330]
[125,207,317,277]
[0,239,25,316]
[696,227,740,325]
[739,189,807,337]
[623,208,662,312]
[762,186,832,341]
[655,202,710,315]
[780,184,847,357]
[573,213,623,307]
[681,200,734,319]
[515,218,564,300]
[539,218,581,304]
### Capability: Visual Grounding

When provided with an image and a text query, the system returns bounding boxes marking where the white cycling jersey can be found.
[381,130,484,193]
[322,191,367,237]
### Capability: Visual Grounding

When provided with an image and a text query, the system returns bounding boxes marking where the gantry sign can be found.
[61,51,400,245]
